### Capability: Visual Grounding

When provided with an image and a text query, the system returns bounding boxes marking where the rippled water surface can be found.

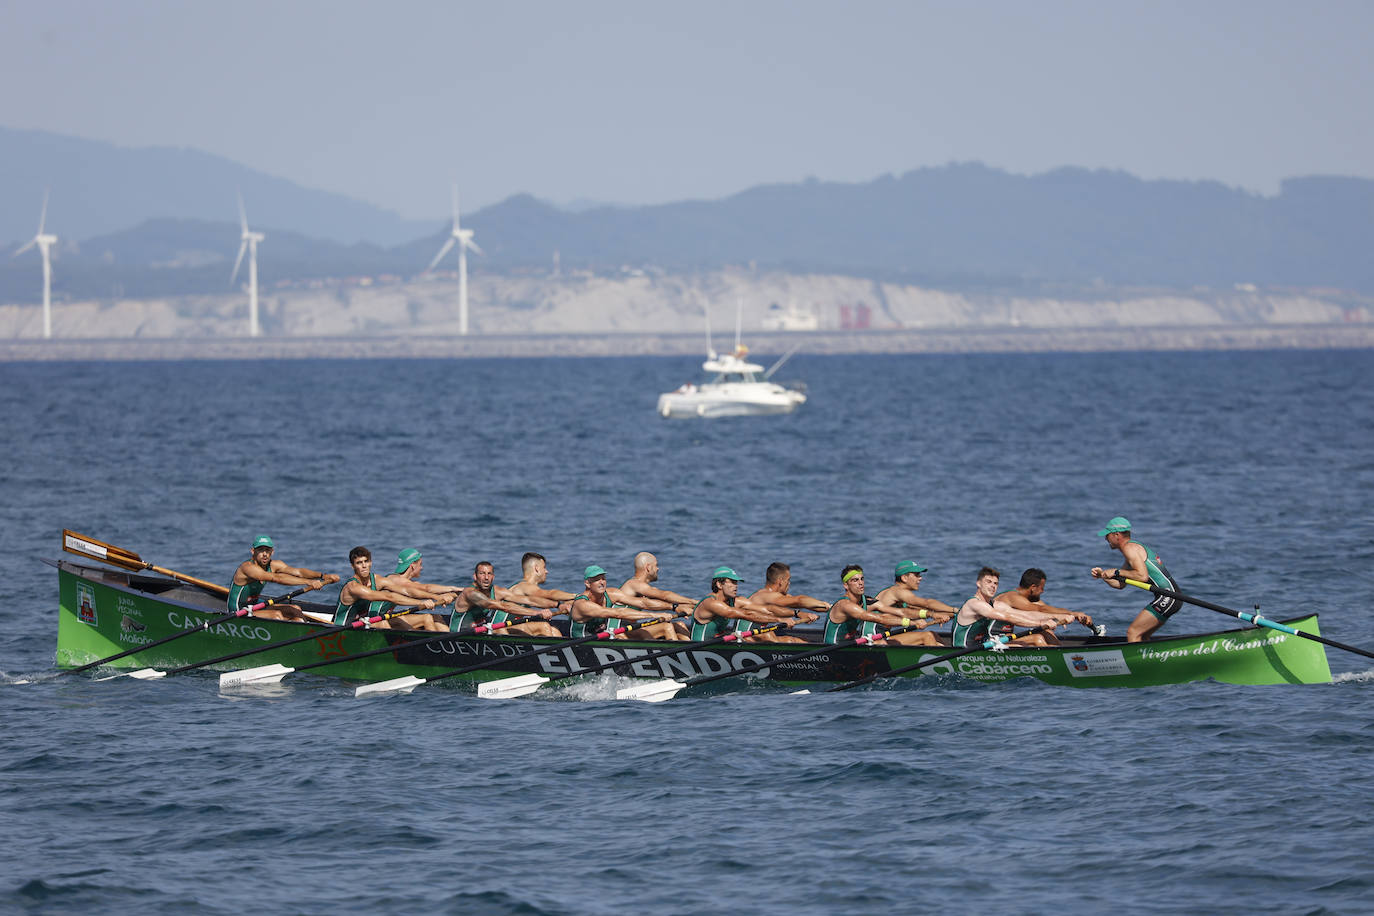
[2,351,1372,914]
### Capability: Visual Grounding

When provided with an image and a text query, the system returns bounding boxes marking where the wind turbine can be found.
[230,192,266,337]
[13,190,58,338]
[425,185,483,335]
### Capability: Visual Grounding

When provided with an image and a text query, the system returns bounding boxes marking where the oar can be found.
[818,623,1059,693]
[1115,575,1374,661]
[355,611,689,697]
[477,621,792,699]
[118,602,434,680]
[20,586,320,684]
[616,621,932,703]
[219,612,552,687]
[63,529,229,596]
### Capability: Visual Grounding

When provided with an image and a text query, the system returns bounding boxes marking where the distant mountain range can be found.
[3,125,1373,302]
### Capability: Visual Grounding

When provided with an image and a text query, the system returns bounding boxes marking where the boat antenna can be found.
[734,297,743,353]
[704,302,716,359]
[763,342,803,379]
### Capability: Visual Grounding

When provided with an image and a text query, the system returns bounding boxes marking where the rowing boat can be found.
[53,559,1333,688]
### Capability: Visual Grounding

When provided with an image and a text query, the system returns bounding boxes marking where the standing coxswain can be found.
[228,534,339,622]
[1090,516,1181,642]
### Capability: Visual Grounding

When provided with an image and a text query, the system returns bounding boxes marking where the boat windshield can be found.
[709,371,760,384]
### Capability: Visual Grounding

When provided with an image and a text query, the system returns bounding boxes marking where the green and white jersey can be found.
[569,593,624,638]
[334,574,385,626]
[950,612,995,649]
[688,596,744,641]
[227,578,264,613]
[450,586,496,633]
[824,595,878,644]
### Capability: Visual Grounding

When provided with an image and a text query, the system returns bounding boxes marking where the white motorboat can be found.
[657,303,806,418]
[761,301,819,331]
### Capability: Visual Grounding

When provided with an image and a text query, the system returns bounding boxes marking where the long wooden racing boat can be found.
[53,559,1333,689]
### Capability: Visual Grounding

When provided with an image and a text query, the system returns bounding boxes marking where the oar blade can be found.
[476,674,548,700]
[219,664,294,688]
[615,679,685,703]
[123,668,166,680]
[789,689,812,695]
[354,675,425,698]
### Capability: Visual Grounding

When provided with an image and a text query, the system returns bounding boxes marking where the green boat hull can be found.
[55,561,1333,689]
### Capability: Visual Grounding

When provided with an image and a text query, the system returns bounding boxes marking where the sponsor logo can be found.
[116,595,143,618]
[1138,633,1289,663]
[315,632,349,659]
[76,583,98,625]
[533,647,770,679]
[915,653,956,676]
[1065,649,1132,677]
[166,612,272,642]
[120,615,147,633]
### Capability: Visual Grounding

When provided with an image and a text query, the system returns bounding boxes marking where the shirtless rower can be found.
[1090,516,1183,642]
[951,566,1071,648]
[996,568,1092,642]
[742,562,825,643]
[568,565,673,637]
[874,560,957,627]
[617,552,695,641]
[826,564,941,646]
[334,546,440,628]
[503,551,574,638]
[451,560,555,634]
[689,566,786,640]
[228,535,338,622]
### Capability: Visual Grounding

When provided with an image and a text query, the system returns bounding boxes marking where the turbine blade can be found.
[237,191,248,234]
[451,184,460,230]
[37,189,49,235]
[426,238,456,272]
[13,239,36,257]
[464,239,484,256]
[231,240,247,284]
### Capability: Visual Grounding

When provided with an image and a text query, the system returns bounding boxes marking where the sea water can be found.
[1,351,1371,915]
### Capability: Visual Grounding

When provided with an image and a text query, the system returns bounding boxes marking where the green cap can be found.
[1097,516,1132,537]
[710,565,743,581]
[252,535,274,550]
[584,565,607,580]
[395,548,421,574]
[895,560,928,577]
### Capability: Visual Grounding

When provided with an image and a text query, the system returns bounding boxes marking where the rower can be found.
[951,566,1069,648]
[228,534,338,622]
[1090,516,1182,642]
[616,552,695,641]
[996,568,1092,641]
[689,566,779,640]
[451,560,552,633]
[874,560,956,628]
[742,562,825,643]
[379,547,460,632]
[503,551,573,637]
[335,546,439,627]
[826,564,940,646]
[568,565,672,637]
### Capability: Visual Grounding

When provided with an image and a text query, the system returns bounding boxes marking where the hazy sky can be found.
[2,0,1371,220]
